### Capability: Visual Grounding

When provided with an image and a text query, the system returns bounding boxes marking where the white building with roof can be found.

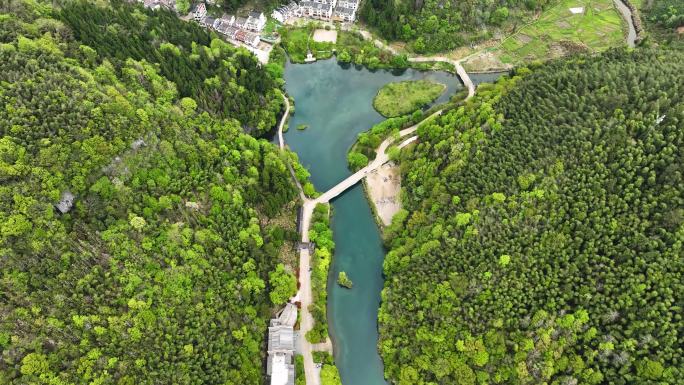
[266,303,297,385]
[333,6,355,22]
[297,0,335,20]
[272,2,299,23]
[336,0,358,9]
[192,2,207,20]
[245,11,267,31]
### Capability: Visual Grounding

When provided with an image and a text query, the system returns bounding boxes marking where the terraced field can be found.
[464,0,627,69]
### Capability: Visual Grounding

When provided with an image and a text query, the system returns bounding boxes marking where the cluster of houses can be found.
[272,0,360,23]
[267,303,297,385]
[192,3,267,47]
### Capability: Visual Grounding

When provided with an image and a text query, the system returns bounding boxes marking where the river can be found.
[282,59,503,385]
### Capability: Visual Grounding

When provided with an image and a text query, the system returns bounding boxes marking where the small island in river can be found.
[373,80,446,117]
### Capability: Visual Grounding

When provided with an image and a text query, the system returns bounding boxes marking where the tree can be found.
[490,7,510,25]
[269,264,297,305]
[347,152,369,170]
[337,49,352,63]
[320,364,342,385]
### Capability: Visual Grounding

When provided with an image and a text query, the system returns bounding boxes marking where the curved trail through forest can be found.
[277,67,474,385]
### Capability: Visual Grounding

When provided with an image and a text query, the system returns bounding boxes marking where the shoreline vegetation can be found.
[372,80,446,117]
[347,90,468,172]
[306,203,334,343]
[279,22,459,72]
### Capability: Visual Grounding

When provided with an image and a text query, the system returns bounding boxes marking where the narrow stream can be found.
[282,59,503,384]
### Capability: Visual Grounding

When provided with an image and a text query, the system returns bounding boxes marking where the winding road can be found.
[277,67,471,382]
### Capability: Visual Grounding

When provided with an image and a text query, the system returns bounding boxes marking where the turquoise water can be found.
[282,59,503,385]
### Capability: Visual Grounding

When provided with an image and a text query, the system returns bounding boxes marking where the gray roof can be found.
[300,1,332,10]
[249,11,263,18]
[278,2,298,12]
[202,16,216,26]
[334,6,354,15]
[276,303,297,327]
[268,325,295,352]
[219,25,239,37]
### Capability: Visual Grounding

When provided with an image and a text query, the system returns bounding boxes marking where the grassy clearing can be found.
[491,0,625,64]
[281,24,334,62]
[373,80,446,117]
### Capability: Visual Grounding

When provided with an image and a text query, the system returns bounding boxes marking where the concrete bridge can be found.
[407,56,475,99]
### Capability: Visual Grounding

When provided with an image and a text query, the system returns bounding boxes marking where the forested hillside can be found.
[360,0,555,52]
[58,0,283,136]
[0,1,297,384]
[642,0,683,49]
[380,49,683,384]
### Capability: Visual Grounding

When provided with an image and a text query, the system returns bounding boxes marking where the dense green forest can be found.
[360,0,555,52]
[57,0,283,136]
[379,48,684,384]
[0,1,298,384]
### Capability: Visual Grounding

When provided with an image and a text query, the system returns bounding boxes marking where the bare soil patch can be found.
[366,163,402,226]
[313,29,338,43]
[462,51,511,72]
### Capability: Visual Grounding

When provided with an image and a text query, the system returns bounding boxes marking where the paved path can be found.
[276,93,319,384]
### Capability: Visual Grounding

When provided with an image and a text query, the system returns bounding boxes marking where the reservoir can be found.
[282,58,503,385]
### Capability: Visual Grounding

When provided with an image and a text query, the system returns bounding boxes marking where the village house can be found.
[336,0,358,9]
[235,29,261,47]
[267,303,297,385]
[199,15,216,28]
[192,2,206,20]
[297,0,335,20]
[245,11,267,31]
[333,6,355,22]
[233,16,249,29]
[272,2,299,23]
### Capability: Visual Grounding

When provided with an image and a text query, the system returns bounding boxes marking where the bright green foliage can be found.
[295,355,306,385]
[269,263,298,305]
[313,351,335,364]
[306,204,334,343]
[337,271,353,288]
[347,151,369,171]
[0,3,297,384]
[379,49,683,384]
[373,80,446,118]
[320,364,342,385]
